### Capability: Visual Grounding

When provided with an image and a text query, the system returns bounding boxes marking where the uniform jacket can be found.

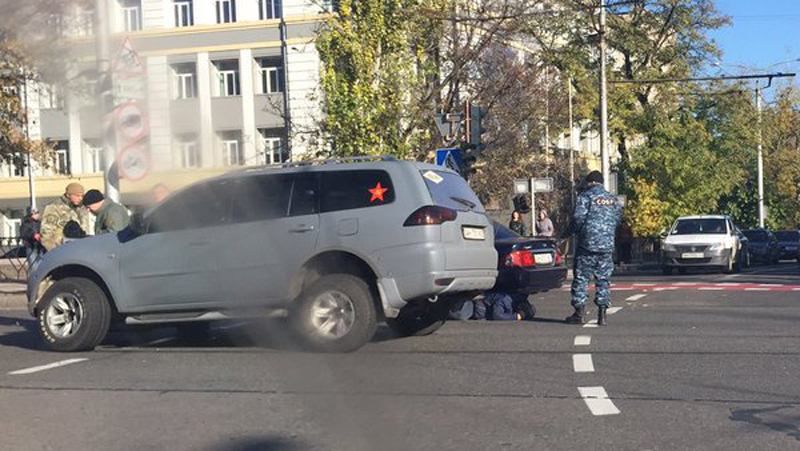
[40,196,92,251]
[94,200,130,235]
[570,184,622,254]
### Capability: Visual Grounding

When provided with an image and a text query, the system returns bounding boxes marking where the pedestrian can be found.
[40,182,92,251]
[509,210,526,236]
[563,171,622,326]
[536,209,555,237]
[151,183,171,204]
[20,207,44,269]
[82,189,130,235]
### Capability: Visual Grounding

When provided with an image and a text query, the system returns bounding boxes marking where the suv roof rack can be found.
[279,155,397,169]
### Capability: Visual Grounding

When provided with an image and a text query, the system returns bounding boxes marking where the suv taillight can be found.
[504,250,536,267]
[555,251,563,266]
[403,206,458,226]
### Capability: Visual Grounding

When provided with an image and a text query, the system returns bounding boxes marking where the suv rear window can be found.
[671,218,726,235]
[320,170,395,213]
[420,170,484,213]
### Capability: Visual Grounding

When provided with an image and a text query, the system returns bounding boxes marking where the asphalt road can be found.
[0,262,799,451]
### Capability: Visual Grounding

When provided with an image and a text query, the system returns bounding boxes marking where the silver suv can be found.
[27,158,497,352]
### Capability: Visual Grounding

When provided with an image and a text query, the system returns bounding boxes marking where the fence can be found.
[0,237,27,282]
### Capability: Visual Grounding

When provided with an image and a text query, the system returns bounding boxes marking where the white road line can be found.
[715,282,741,286]
[9,358,89,375]
[793,288,800,292]
[626,294,647,301]
[574,335,591,346]
[674,282,699,286]
[606,307,623,315]
[578,386,621,416]
[583,319,599,328]
[573,354,595,372]
[745,288,771,291]
[632,283,656,286]
[699,287,724,291]
[653,287,678,292]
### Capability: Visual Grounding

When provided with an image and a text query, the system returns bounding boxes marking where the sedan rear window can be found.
[743,230,769,242]
[420,170,485,213]
[775,231,799,242]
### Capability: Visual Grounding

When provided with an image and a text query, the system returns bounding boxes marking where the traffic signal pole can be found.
[95,0,119,202]
[599,0,611,192]
[756,84,764,228]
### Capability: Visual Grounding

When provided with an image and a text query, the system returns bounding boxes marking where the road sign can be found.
[114,101,148,144]
[532,177,554,193]
[118,142,150,181]
[433,113,463,143]
[113,37,146,79]
[513,179,529,194]
[435,148,463,173]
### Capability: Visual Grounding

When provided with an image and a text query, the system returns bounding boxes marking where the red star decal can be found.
[368,182,389,203]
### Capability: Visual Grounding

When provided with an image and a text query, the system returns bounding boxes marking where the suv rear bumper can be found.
[378,269,497,318]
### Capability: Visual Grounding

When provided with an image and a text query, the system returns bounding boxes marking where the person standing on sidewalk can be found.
[82,189,130,235]
[563,171,622,326]
[509,210,526,236]
[536,209,555,237]
[20,208,43,270]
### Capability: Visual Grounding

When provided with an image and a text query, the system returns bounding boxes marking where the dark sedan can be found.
[742,229,780,264]
[775,230,800,262]
[492,222,567,294]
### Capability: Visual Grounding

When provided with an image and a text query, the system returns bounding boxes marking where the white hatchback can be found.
[661,215,745,274]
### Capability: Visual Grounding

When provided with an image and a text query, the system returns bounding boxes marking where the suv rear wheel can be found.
[38,277,112,352]
[386,299,449,337]
[291,274,377,352]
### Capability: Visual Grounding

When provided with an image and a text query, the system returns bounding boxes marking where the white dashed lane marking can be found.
[574,335,591,346]
[745,287,771,291]
[583,320,599,328]
[8,358,89,375]
[606,307,623,315]
[626,294,647,301]
[573,354,595,373]
[699,287,724,291]
[578,386,621,416]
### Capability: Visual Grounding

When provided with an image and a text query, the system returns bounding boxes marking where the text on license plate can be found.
[462,227,485,240]
[534,253,553,265]
[681,252,704,259]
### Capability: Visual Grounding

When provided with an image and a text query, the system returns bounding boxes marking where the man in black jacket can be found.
[20,207,43,270]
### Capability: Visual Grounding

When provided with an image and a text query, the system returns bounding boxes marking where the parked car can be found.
[27,157,498,352]
[492,222,567,296]
[661,215,745,274]
[775,230,800,262]
[743,229,780,264]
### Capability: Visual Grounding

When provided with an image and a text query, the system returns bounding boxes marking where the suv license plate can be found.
[534,253,553,265]
[681,252,704,259]
[462,227,485,240]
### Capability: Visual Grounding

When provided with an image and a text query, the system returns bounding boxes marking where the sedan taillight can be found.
[504,250,536,268]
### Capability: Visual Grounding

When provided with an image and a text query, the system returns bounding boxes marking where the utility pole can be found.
[599,0,610,191]
[279,8,292,158]
[568,78,575,208]
[95,0,119,201]
[756,83,765,228]
[21,73,37,210]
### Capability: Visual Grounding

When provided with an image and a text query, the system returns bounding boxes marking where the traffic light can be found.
[469,104,488,150]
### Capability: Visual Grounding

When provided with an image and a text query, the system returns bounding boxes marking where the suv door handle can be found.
[290,225,316,233]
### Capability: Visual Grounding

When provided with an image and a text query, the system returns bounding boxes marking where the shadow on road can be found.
[206,435,309,451]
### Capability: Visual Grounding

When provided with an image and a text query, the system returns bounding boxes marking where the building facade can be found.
[1,0,329,235]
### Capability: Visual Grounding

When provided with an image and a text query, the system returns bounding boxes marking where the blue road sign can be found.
[435,148,463,173]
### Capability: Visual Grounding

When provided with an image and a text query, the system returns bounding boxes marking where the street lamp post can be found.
[756,83,765,228]
[21,75,37,211]
[599,0,610,191]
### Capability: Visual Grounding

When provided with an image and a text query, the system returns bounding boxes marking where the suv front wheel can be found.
[38,277,112,352]
[291,274,378,352]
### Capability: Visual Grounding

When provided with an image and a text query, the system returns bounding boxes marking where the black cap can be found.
[82,189,105,206]
[585,171,603,185]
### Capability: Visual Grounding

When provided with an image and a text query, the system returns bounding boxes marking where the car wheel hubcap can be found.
[45,293,84,338]
[310,291,356,339]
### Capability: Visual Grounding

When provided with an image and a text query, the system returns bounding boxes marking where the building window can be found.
[215,61,240,96]
[176,135,200,168]
[258,0,281,19]
[86,142,104,173]
[121,0,142,32]
[39,84,64,110]
[172,63,196,99]
[220,132,243,166]
[260,65,284,94]
[174,0,194,27]
[216,0,237,23]
[54,142,70,175]
[74,9,94,36]
[259,129,286,164]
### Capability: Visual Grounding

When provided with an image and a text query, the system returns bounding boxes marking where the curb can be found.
[0,293,27,310]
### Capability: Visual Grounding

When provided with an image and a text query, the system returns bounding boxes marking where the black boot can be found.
[598,306,608,326]
[565,305,586,324]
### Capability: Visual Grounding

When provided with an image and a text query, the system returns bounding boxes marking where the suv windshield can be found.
[743,230,769,242]
[671,218,727,235]
[420,170,485,213]
[775,231,799,242]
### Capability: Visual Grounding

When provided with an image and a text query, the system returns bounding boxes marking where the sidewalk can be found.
[0,282,26,310]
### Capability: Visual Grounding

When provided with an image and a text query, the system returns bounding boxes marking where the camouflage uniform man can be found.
[564,171,623,326]
[40,183,92,251]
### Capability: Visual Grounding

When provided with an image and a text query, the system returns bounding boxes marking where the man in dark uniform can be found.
[564,171,623,326]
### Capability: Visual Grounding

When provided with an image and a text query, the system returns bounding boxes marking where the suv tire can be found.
[386,300,449,337]
[38,277,112,352]
[291,274,377,352]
